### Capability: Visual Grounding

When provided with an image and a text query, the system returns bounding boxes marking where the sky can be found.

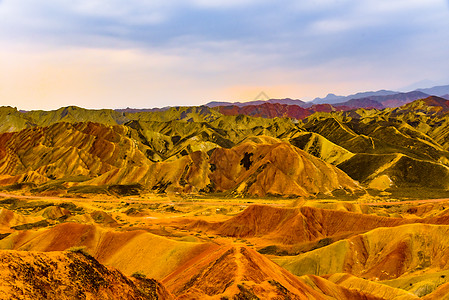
[1,0,449,110]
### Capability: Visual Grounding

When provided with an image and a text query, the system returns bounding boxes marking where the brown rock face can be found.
[0,122,149,185]
[0,122,359,197]
[163,245,381,299]
[189,204,449,246]
[209,141,359,197]
[0,249,172,300]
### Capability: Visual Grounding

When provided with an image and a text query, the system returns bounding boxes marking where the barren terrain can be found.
[2,189,449,299]
[2,97,449,298]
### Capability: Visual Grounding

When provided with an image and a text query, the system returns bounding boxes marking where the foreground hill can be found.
[3,193,449,298]
[0,222,216,279]
[0,246,392,299]
[163,244,386,299]
[0,249,171,300]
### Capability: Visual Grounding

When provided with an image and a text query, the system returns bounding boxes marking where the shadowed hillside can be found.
[0,121,358,197]
[186,205,449,247]
[0,222,217,279]
[209,141,359,197]
[163,244,385,299]
[0,249,172,299]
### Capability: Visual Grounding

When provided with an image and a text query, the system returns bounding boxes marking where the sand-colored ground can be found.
[2,191,449,299]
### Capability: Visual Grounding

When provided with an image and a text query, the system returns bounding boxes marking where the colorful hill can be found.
[3,95,449,194]
[0,120,359,197]
[2,91,449,299]
[3,189,449,298]
[0,222,216,279]
[0,249,171,299]
[162,244,387,299]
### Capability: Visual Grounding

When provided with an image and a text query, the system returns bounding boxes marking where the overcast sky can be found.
[1,0,449,110]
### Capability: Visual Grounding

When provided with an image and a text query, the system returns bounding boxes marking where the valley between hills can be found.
[3,94,449,299]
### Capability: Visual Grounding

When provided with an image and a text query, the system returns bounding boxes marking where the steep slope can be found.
[84,150,212,193]
[273,223,449,280]
[0,249,172,300]
[126,119,235,161]
[0,122,152,186]
[301,106,449,190]
[0,107,35,133]
[289,132,355,165]
[209,141,359,197]
[189,205,415,245]
[0,222,216,279]
[4,99,449,194]
[163,245,320,299]
[394,96,449,115]
[338,153,449,189]
[163,245,382,299]
[0,121,213,193]
[0,122,359,197]
[303,115,447,160]
[303,117,378,153]
[126,114,300,162]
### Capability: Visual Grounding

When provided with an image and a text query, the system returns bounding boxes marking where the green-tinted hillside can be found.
[2,96,449,195]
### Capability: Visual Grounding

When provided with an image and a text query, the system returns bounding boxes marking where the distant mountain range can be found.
[332,91,430,109]
[309,89,398,105]
[204,84,449,111]
[209,91,446,120]
[416,84,449,96]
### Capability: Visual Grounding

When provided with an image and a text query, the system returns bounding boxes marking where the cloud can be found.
[1,0,449,108]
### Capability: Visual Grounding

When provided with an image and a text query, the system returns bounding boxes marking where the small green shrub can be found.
[131,271,147,280]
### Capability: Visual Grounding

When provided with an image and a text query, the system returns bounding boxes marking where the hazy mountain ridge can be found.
[332,91,430,109]
[416,84,449,96]
[311,89,399,105]
[207,91,435,118]
[204,84,449,112]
